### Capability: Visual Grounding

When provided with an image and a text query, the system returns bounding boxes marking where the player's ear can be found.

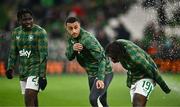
[78,22,81,27]
[64,22,66,28]
[17,19,22,25]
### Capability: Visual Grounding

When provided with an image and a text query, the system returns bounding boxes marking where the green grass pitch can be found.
[0,73,180,107]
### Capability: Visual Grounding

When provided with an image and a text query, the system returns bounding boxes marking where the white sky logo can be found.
[19,49,31,58]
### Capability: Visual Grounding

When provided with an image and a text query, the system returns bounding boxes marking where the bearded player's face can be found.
[66,21,81,38]
[20,13,33,31]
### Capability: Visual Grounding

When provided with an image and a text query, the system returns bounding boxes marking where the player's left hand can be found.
[96,80,104,89]
[38,77,47,91]
[162,85,171,94]
[5,69,13,79]
[73,43,83,53]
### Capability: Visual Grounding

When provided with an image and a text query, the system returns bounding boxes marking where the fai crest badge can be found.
[71,40,75,44]
[16,36,20,40]
[29,35,34,41]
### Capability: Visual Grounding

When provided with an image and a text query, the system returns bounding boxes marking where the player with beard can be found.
[65,17,113,107]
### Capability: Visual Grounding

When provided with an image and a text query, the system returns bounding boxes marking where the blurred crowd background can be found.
[0,0,179,76]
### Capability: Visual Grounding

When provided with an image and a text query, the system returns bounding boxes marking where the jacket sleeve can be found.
[65,39,76,61]
[38,29,48,77]
[7,31,18,70]
[130,53,170,93]
[84,36,106,80]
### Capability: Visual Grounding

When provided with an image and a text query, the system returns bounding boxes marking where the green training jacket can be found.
[65,28,112,80]
[116,39,170,93]
[7,24,48,80]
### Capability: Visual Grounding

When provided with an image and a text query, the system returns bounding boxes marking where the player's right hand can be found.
[5,69,13,79]
[73,43,83,53]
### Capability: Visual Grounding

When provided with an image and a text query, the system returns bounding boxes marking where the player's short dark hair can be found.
[65,17,80,25]
[105,41,126,58]
[17,8,33,20]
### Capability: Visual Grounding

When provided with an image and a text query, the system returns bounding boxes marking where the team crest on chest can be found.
[71,40,75,44]
[28,35,34,41]
[16,36,20,40]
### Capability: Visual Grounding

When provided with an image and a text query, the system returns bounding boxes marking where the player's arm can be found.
[137,59,170,94]
[65,39,76,61]
[84,36,106,81]
[38,29,48,78]
[6,31,18,79]
[129,50,171,93]
[7,31,18,71]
